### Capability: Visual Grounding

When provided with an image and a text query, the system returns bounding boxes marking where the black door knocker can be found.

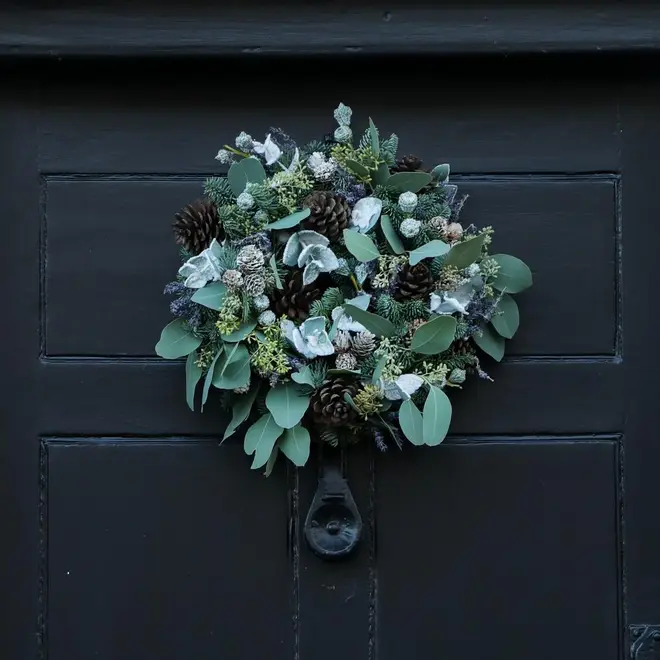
[303,465,363,560]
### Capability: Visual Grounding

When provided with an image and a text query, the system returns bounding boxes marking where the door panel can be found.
[3,56,658,660]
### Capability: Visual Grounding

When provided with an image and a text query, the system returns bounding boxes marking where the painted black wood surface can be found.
[1,7,660,659]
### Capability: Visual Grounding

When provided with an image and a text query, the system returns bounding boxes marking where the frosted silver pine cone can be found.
[334,125,352,143]
[351,331,376,357]
[335,352,358,370]
[400,218,421,238]
[222,269,243,290]
[258,310,276,326]
[235,131,254,151]
[429,215,449,232]
[333,330,352,353]
[237,244,265,273]
[398,191,418,213]
[243,273,266,296]
[252,294,270,312]
[236,192,255,211]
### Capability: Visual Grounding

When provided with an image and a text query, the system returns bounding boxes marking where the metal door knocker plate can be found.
[303,465,362,560]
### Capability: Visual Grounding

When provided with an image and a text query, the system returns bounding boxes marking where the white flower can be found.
[177,239,223,288]
[235,131,253,151]
[307,152,338,181]
[429,280,480,315]
[281,317,335,359]
[214,149,234,164]
[466,263,481,278]
[382,374,424,400]
[330,294,370,333]
[349,196,383,233]
[252,134,282,165]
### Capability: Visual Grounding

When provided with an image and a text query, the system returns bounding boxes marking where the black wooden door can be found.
[2,8,660,660]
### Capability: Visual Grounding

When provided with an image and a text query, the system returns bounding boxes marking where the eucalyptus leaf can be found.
[191,282,227,310]
[227,157,267,196]
[443,234,486,269]
[345,159,371,179]
[343,229,380,262]
[399,399,424,446]
[474,323,505,362]
[221,320,257,342]
[279,424,311,467]
[244,413,283,469]
[431,163,450,182]
[266,383,311,429]
[291,366,316,388]
[423,385,452,445]
[222,384,260,442]
[372,162,390,187]
[212,343,251,389]
[409,240,450,266]
[342,304,396,338]
[371,354,388,384]
[491,294,520,339]
[343,392,361,415]
[264,445,279,477]
[264,208,311,230]
[491,254,533,293]
[387,171,433,193]
[155,319,202,359]
[411,316,457,355]
[201,348,223,410]
[185,352,203,412]
[368,117,380,156]
[269,254,283,289]
[380,214,405,255]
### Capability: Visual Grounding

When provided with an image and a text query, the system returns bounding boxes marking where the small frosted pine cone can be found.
[222,269,243,290]
[236,245,265,273]
[333,330,352,353]
[243,273,266,296]
[429,215,449,233]
[351,331,376,358]
[335,352,358,371]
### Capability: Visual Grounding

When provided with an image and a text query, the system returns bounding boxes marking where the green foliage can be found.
[246,182,280,212]
[415,194,450,222]
[309,287,346,318]
[380,133,399,165]
[204,176,234,206]
[375,294,429,329]
[301,139,331,159]
[218,205,254,240]
[308,360,329,387]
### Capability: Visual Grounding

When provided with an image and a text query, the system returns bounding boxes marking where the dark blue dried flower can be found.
[288,356,306,371]
[343,183,367,206]
[373,429,388,452]
[269,373,280,388]
[165,281,203,329]
[236,231,272,255]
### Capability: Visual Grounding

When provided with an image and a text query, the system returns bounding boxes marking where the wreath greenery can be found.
[155,103,533,474]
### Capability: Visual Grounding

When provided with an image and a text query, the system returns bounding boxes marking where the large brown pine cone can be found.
[270,270,323,321]
[302,191,351,241]
[393,262,435,301]
[310,377,360,427]
[172,199,223,255]
[392,154,425,173]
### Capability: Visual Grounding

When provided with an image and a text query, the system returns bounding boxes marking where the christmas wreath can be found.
[155,103,533,474]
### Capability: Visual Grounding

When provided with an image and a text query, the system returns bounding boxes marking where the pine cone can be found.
[393,262,435,301]
[393,154,425,173]
[310,377,360,427]
[173,199,223,255]
[302,191,351,241]
[270,270,323,321]
[351,331,376,357]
